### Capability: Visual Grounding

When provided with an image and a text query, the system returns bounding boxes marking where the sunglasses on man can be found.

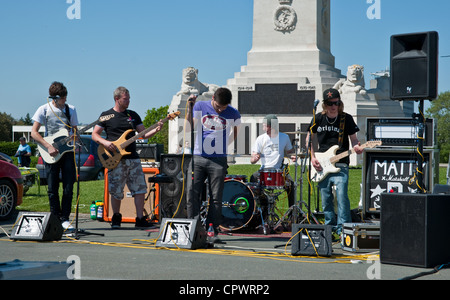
[325,101,341,107]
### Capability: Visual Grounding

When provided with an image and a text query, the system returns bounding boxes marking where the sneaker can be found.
[332,231,341,243]
[135,216,154,228]
[111,213,122,229]
[62,220,74,232]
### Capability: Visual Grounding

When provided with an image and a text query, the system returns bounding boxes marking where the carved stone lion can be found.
[333,64,367,95]
[176,67,219,97]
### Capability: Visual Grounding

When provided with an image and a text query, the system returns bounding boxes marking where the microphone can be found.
[313,99,320,109]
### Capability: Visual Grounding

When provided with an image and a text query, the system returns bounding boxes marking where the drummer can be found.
[250,114,297,207]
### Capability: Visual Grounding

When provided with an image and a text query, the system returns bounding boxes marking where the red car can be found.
[0,152,24,220]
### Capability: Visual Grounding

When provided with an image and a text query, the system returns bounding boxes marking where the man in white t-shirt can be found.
[250,115,297,207]
[31,82,78,231]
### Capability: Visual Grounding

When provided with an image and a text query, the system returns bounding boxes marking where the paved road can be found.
[1,214,449,285]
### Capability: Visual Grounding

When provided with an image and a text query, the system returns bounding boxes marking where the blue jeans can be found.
[318,164,351,234]
[186,155,227,230]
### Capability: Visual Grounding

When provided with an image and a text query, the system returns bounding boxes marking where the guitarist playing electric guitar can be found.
[306,88,364,239]
[91,86,165,229]
[31,81,79,231]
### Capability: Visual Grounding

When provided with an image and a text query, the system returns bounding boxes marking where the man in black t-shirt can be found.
[92,86,163,229]
[306,88,363,237]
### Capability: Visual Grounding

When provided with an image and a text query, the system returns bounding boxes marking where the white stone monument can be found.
[167,0,413,163]
[168,67,220,153]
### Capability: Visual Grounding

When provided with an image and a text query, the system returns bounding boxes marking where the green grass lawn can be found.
[17,166,448,217]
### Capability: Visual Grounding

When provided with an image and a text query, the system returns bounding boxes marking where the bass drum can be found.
[219,180,257,232]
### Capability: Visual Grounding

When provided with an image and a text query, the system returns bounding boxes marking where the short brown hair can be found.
[214,87,232,105]
[49,82,68,98]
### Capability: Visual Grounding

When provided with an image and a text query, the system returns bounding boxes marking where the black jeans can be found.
[45,152,76,221]
[186,155,227,230]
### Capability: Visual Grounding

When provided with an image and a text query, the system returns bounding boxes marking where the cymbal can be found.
[284,131,307,135]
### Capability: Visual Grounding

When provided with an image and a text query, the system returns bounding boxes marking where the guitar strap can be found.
[64,104,72,127]
[338,113,345,148]
[125,110,136,130]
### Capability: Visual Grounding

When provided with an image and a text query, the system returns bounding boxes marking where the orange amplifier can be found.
[103,167,160,223]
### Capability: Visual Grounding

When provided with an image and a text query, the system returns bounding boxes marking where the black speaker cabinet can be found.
[10,212,63,241]
[155,218,206,249]
[390,31,438,100]
[159,154,191,218]
[291,224,332,257]
[380,193,450,268]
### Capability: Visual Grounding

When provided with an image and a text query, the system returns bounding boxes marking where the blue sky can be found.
[1,0,449,124]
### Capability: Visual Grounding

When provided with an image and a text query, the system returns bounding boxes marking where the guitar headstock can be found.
[365,140,383,148]
[167,111,180,120]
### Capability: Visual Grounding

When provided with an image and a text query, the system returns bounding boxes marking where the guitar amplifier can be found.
[103,167,160,223]
[136,143,164,162]
[366,118,435,147]
[291,224,332,257]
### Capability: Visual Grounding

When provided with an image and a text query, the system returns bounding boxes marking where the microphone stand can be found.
[190,99,195,182]
[307,100,320,224]
[73,138,104,240]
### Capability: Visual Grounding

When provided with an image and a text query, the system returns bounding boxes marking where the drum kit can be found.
[202,130,315,235]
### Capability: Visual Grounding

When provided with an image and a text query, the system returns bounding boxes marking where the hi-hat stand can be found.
[72,139,104,240]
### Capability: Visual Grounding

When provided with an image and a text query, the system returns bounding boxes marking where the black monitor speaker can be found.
[390,31,438,100]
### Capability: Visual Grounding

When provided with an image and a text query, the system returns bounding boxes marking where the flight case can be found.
[341,222,380,252]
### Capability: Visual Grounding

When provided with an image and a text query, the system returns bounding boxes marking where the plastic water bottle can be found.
[207,223,215,248]
[96,202,104,221]
[90,201,97,220]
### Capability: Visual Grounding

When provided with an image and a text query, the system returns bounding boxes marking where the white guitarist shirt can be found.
[32,102,78,137]
[252,132,293,169]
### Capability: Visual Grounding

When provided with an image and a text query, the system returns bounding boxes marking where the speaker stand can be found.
[413,99,426,193]
[72,140,104,240]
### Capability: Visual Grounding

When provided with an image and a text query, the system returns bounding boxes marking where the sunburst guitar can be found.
[310,141,382,183]
[98,111,180,169]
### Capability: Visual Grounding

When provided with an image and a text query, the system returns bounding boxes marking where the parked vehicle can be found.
[36,135,104,185]
[0,152,24,220]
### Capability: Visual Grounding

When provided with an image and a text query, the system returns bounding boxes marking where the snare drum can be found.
[219,180,257,231]
[259,169,285,189]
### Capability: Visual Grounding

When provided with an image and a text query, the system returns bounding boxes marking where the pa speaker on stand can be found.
[390,31,438,100]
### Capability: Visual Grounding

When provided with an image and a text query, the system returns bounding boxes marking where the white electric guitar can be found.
[38,115,114,164]
[310,141,382,183]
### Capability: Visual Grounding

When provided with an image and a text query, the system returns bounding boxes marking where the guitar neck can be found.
[120,116,169,149]
[329,142,380,163]
[53,120,100,148]
[329,149,355,164]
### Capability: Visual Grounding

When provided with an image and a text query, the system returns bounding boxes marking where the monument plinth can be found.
[226,0,343,162]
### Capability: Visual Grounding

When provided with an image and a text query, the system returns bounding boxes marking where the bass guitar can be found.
[98,111,180,169]
[310,140,382,183]
[38,114,114,164]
